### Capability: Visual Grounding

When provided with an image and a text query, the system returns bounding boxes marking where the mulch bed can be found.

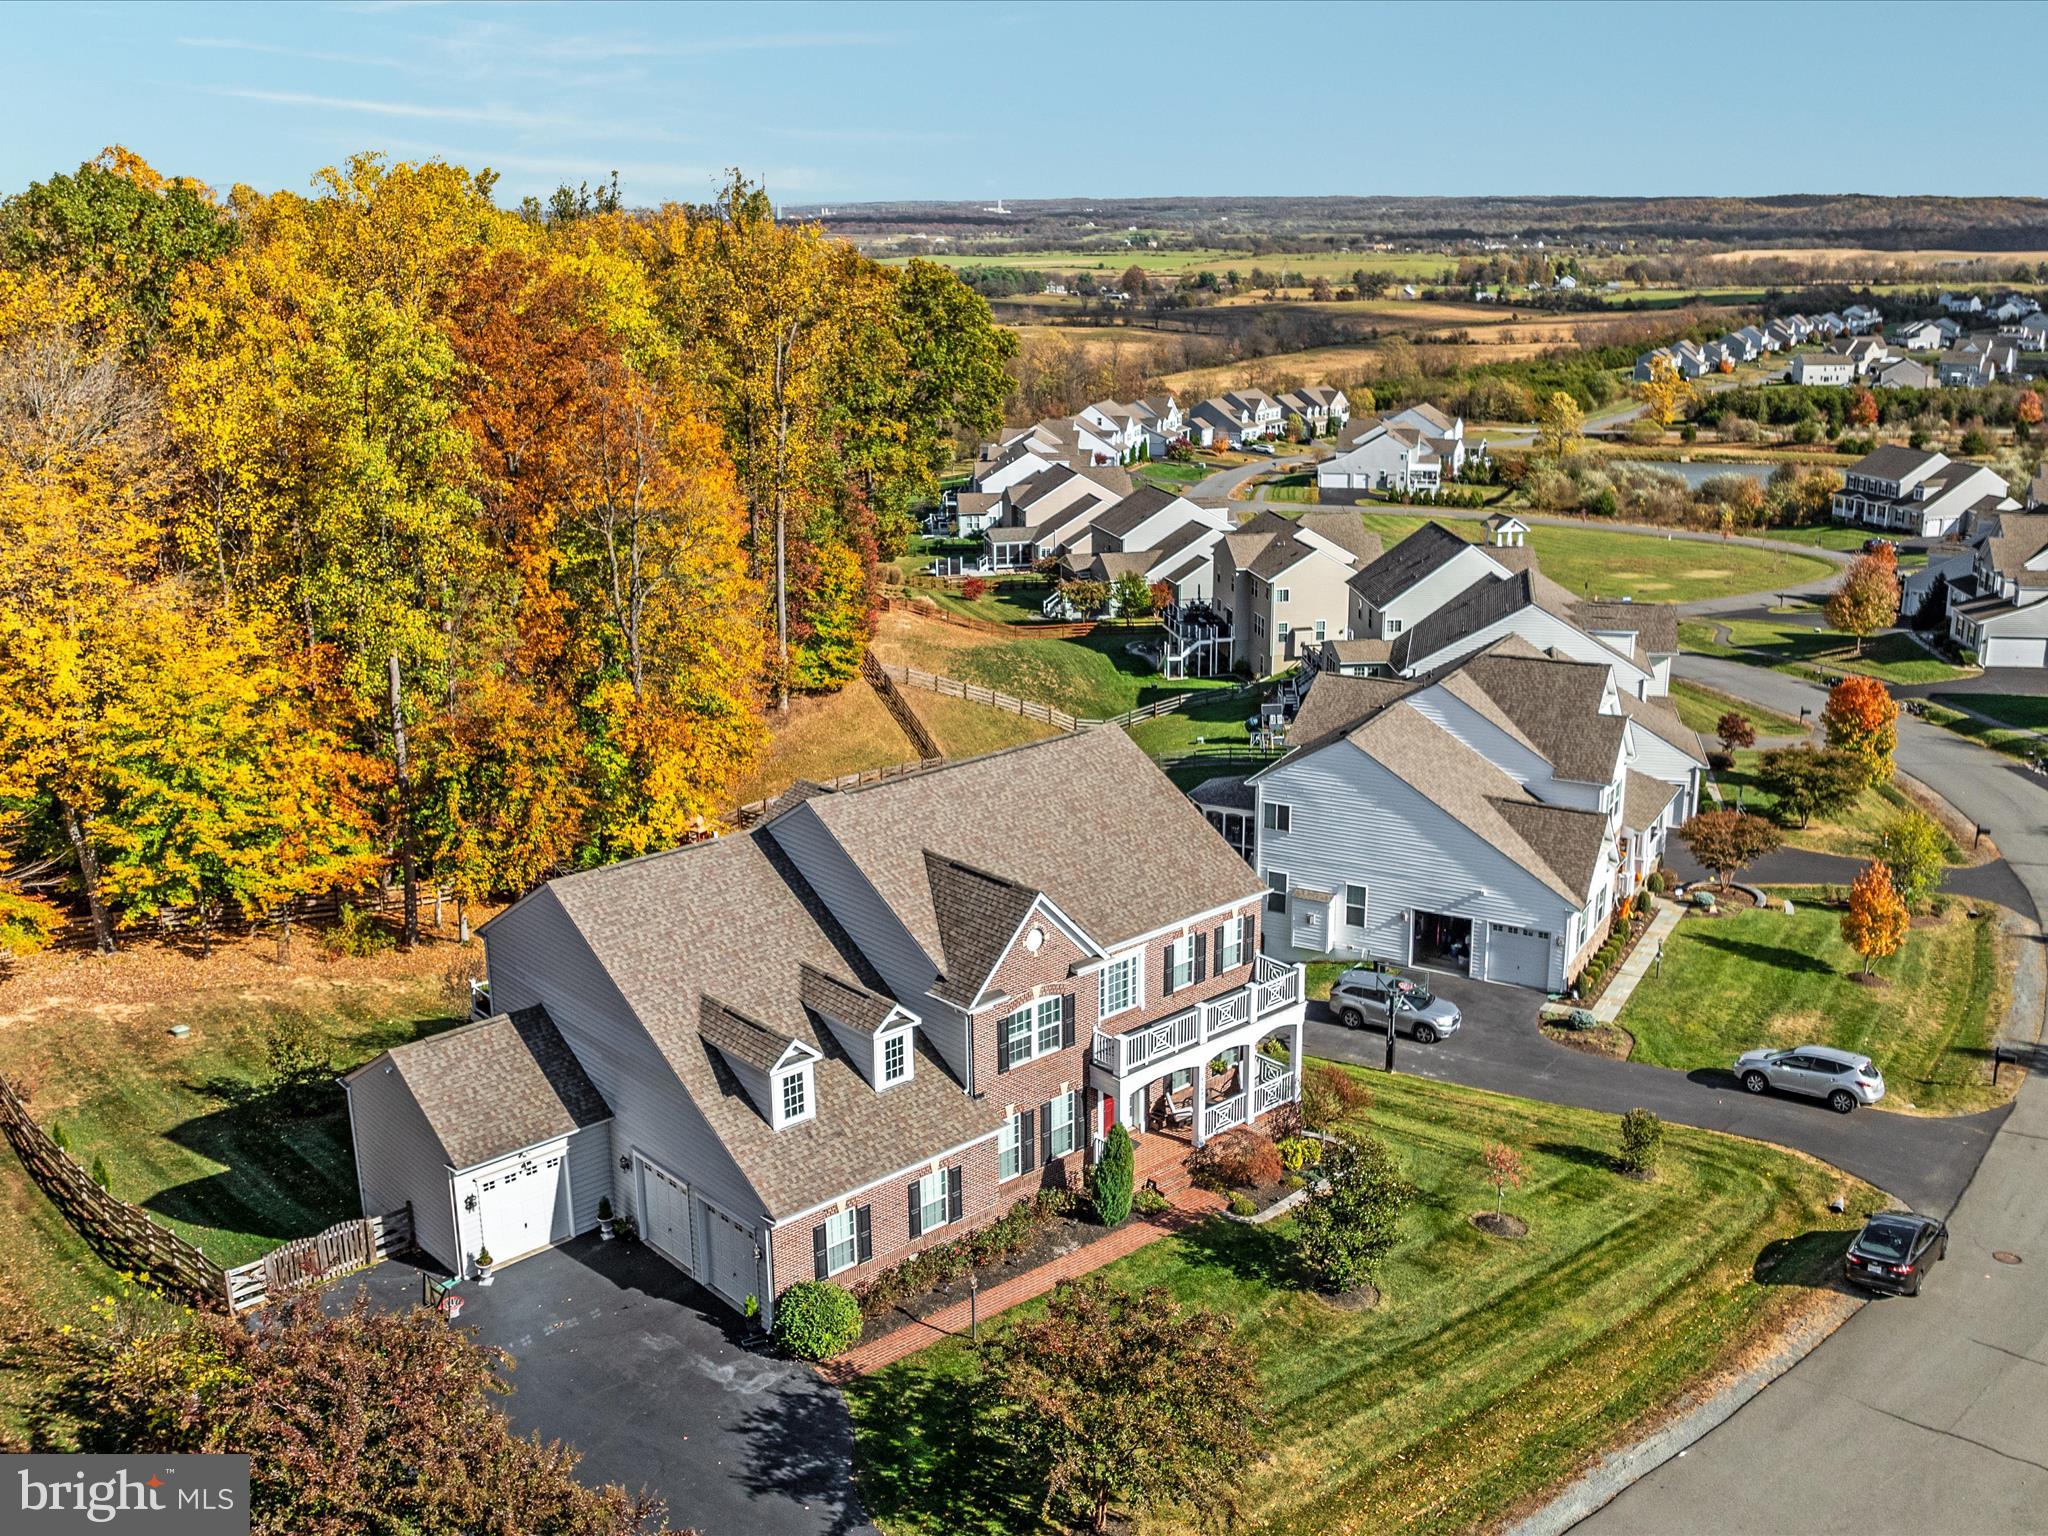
[856,1207,1129,1348]
[1849,973,1891,988]
[1215,1175,1304,1218]
[1687,883,1761,910]
[1471,1211,1529,1240]
[1539,1020,1635,1060]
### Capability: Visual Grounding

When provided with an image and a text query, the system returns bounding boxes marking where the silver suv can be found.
[1330,968,1462,1044]
[1733,1045,1885,1112]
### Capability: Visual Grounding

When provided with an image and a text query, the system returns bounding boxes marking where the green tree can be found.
[981,1277,1268,1534]
[1875,808,1947,909]
[1090,1122,1135,1226]
[1754,746,1865,827]
[1617,1108,1664,1177]
[1292,1131,1413,1294]
[1110,569,1155,617]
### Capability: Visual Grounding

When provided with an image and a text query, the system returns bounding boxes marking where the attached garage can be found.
[1981,635,2048,669]
[342,1006,613,1277]
[1484,922,1556,991]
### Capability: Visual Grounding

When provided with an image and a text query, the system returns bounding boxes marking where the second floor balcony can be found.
[1089,954,1303,1080]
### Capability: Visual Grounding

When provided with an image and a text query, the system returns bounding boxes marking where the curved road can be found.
[1574,652,2048,1533]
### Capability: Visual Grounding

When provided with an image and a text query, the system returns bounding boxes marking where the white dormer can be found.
[770,1041,820,1131]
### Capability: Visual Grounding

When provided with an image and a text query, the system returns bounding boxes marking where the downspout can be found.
[758,1215,776,1334]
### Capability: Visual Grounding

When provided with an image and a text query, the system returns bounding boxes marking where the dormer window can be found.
[881,1030,910,1085]
[780,1068,810,1124]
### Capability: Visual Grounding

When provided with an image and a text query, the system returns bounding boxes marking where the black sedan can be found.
[1844,1212,1948,1296]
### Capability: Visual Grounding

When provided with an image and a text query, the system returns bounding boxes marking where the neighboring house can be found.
[346,731,1305,1324]
[1938,349,2000,387]
[1827,336,1892,375]
[1317,423,1442,499]
[1871,356,1934,390]
[1989,294,2042,322]
[1891,319,1944,351]
[1947,511,2048,667]
[1191,388,1286,448]
[1213,510,1385,674]
[1275,385,1351,436]
[1789,353,1856,387]
[1940,292,1984,314]
[954,490,1005,537]
[1831,446,2016,538]
[978,463,1134,569]
[1211,642,1701,993]
[1936,317,1964,344]
[1843,304,1884,334]
[1133,393,1186,453]
[2006,312,2048,350]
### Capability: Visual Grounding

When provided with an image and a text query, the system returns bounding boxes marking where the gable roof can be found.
[700,997,815,1077]
[1457,651,1626,784]
[1570,600,1680,655]
[1852,444,1944,481]
[1392,568,1536,671]
[1623,770,1679,835]
[798,964,899,1037]
[1616,692,1707,766]
[1487,798,1608,896]
[348,1006,611,1174]
[1089,485,1181,542]
[1294,511,1384,566]
[1347,521,1480,609]
[923,851,1045,1009]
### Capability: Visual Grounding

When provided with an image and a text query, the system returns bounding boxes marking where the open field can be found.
[847,1068,1879,1536]
[1616,895,2010,1116]
[891,247,1470,282]
[735,683,918,805]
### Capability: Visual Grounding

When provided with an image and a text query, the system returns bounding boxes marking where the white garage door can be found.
[638,1160,694,1273]
[700,1200,759,1309]
[1486,924,1553,990]
[1986,636,2048,669]
[471,1147,570,1262]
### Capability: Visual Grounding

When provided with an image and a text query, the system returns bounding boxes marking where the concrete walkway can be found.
[1589,898,1686,1023]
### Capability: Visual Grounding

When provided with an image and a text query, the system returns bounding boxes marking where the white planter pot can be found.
[476,1266,495,1287]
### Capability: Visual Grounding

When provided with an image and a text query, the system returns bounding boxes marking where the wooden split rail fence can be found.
[873,661,1269,733]
[0,1073,411,1313]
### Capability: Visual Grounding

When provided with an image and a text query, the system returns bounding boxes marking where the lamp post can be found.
[968,1270,980,1344]
[1383,987,1397,1074]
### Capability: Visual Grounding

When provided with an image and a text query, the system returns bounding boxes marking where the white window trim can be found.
[774,1064,815,1130]
[1098,951,1143,1022]
[821,1207,858,1276]
[1218,915,1245,970]
[997,1112,1024,1182]
[1169,933,1195,991]
[1265,870,1289,915]
[916,1169,950,1233]
[1345,883,1369,930]
[1263,800,1291,834]
[1048,1091,1077,1160]
[1002,996,1065,1068]
[880,1029,912,1086]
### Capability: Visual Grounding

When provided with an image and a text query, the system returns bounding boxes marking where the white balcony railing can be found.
[1201,1093,1247,1140]
[1090,957,1304,1079]
[1253,1070,1297,1117]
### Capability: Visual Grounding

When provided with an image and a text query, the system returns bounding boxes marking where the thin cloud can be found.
[214,88,576,131]
[178,36,413,70]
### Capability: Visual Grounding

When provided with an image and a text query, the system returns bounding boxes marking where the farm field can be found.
[847,1068,1878,1536]
[883,246,1471,282]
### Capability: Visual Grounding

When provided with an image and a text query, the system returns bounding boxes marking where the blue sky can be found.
[3,1,2041,208]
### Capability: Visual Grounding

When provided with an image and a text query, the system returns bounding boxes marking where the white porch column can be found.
[1192,1061,1208,1148]
[1292,1012,1305,1101]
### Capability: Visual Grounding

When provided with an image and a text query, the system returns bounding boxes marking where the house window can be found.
[1099,954,1140,1020]
[1047,1091,1077,1159]
[916,1169,951,1234]
[998,1112,1025,1181]
[1345,883,1369,929]
[1314,619,1327,643]
[1263,801,1291,834]
[1169,934,1195,991]
[1277,620,1290,642]
[780,1070,807,1122]
[1386,617,1403,635]
[1219,914,1245,970]
[822,1207,858,1275]
[1275,587,1290,604]
[882,1032,908,1084]
[1265,870,1289,914]
[1002,997,1064,1069]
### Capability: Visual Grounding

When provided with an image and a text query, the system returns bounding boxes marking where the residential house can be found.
[1213,509,1385,674]
[1891,319,1944,351]
[1133,394,1186,453]
[1814,313,1846,338]
[1189,389,1285,448]
[344,730,1305,1324]
[1938,348,2000,387]
[1204,641,1701,993]
[1275,385,1351,437]
[1337,402,1471,477]
[1948,511,2048,667]
[1789,353,1856,387]
[1317,422,1443,500]
[1872,356,1934,390]
[978,463,1134,569]
[1831,446,2015,538]
[1936,317,1965,345]
[1940,292,1984,314]
[1987,295,2040,322]
[1843,304,1884,334]
[2003,312,2048,351]
[1826,336,1892,375]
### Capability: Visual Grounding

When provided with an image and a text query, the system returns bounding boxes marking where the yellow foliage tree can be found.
[1841,860,1908,976]
[1637,351,1693,429]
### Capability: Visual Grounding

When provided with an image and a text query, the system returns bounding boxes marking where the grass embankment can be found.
[736,683,919,804]
[1668,677,1808,739]
[901,691,1061,759]
[1713,751,1963,861]
[1922,694,2048,762]
[1131,460,1213,492]
[1617,895,2009,1115]
[1678,615,1973,686]
[847,1069,1878,1536]
[871,610,1236,721]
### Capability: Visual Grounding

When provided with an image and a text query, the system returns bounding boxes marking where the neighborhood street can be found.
[1568,650,2048,1533]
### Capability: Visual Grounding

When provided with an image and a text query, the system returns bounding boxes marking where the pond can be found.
[1614,459,1778,489]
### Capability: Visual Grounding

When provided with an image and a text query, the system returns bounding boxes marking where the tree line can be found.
[0,149,1015,954]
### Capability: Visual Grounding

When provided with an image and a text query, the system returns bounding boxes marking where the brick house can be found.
[341,730,1305,1329]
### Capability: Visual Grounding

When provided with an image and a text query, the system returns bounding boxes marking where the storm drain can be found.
[1992,1251,2022,1265]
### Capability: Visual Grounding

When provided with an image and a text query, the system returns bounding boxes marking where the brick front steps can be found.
[823,1186,1227,1380]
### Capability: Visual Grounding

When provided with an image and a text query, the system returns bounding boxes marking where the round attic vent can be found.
[1024,925,1045,953]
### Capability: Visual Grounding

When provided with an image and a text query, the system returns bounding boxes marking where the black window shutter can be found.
[1020,1110,1036,1170]
[907,1181,922,1239]
[813,1222,829,1280]
[1162,941,1176,996]
[1060,993,1076,1049]
[1039,1101,1053,1165]
[855,1204,873,1264]
[996,1019,1013,1074]
[1214,922,1227,969]
[1241,912,1254,959]
[947,1165,964,1224]
[1193,931,1208,984]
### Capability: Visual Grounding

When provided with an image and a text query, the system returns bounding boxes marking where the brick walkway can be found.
[824,1186,1227,1380]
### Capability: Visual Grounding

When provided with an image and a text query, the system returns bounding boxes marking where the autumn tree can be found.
[1536,390,1584,461]
[1715,711,1756,755]
[1841,860,1909,976]
[980,1277,1268,1534]
[1480,1141,1525,1220]
[2015,389,2043,436]
[1638,351,1692,428]
[1850,388,1879,428]
[1821,674,1899,787]
[1875,808,1948,910]
[1677,810,1782,886]
[1824,551,1901,655]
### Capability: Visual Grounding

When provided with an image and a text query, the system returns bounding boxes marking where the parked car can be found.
[1733,1045,1884,1112]
[1330,968,1461,1044]
[1844,1211,1948,1296]
[1248,441,1276,456]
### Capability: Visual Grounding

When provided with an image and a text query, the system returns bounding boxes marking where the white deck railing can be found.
[1090,958,1305,1078]
[1201,1093,1248,1140]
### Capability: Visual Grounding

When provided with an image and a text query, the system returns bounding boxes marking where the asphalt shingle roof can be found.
[1348,521,1479,610]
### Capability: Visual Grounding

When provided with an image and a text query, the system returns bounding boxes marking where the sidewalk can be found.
[1590,898,1686,1023]
[824,1185,1226,1380]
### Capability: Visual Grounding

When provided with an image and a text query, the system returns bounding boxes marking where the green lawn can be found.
[1750,525,1873,553]
[1714,750,1962,861]
[1258,471,1318,503]
[918,577,1053,626]
[847,1070,1878,1536]
[1919,700,2046,762]
[0,981,465,1270]
[1680,617,1974,686]
[1131,460,1211,492]
[874,616,1237,721]
[1331,516,1831,605]
[1668,677,1808,739]
[1932,693,2048,732]
[1617,897,2008,1115]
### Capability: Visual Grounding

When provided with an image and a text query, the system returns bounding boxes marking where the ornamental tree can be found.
[1824,552,1901,656]
[1850,388,1879,428]
[981,1277,1268,1534]
[1875,808,1948,910]
[1293,1130,1414,1294]
[1716,710,1756,755]
[1842,860,1909,975]
[1755,746,1865,827]
[1822,674,1899,787]
[1480,1141,1525,1219]
[1090,1121,1135,1226]
[1677,810,1782,886]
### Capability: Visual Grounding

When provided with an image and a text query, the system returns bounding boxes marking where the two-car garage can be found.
[632,1155,763,1311]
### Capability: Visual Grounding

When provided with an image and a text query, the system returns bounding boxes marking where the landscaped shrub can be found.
[1276,1135,1323,1173]
[1227,1192,1257,1217]
[1618,1108,1665,1176]
[1132,1186,1170,1216]
[1294,1131,1413,1294]
[1091,1122,1135,1226]
[960,576,988,601]
[326,902,394,958]
[1299,1062,1372,1131]
[1188,1129,1283,1192]
[772,1280,862,1360]
[1647,871,1667,896]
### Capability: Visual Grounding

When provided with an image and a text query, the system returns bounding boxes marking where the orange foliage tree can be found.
[1824,551,1901,656]
[1841,860,1908,976]
[1821,674,1899,786]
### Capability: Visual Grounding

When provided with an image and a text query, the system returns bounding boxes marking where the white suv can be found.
[1733,1045,1884,1113]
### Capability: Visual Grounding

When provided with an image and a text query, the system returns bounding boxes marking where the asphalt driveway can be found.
[333,1234,873,1536]
[1305,973,2009,1215]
